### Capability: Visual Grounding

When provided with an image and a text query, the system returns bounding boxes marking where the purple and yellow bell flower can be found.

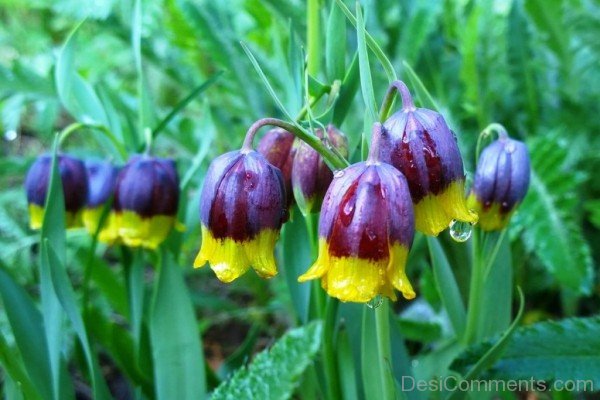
[24,154,88,229]
[467,129,530,231]
[299,123,415,303]
[113,156,180,249]
[82,160,120,243]
[257,128,296,206]
[292,124,348,214]
[378,81,477,236]
[194,147,287,283]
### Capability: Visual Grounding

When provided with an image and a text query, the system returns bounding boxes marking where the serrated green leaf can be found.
[211,321,322,400]
[511,134,593,294]
[451,316,600,388]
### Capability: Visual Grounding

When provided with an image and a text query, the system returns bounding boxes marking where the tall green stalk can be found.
[464,229,483,344]
[307,0,321,77]
[375,300,395,400]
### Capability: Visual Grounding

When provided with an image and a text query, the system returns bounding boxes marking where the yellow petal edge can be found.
[466,193,514,231]
[28,203,81,230]
[414,180,478,236]
[195,225,279,283]
[298,238,415,303]
[116,210,175,249]
[82,207,120,244]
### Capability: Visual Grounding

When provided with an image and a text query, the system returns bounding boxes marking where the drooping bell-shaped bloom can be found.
[24,154,88,229]
[113,156,179,249]
[467,132,530,231]
[379,81,477,236]
[292,124,348,214]
[194,149,287,282]
[257,128,296,206]
[82,160,120,243]
[299,124,415,303]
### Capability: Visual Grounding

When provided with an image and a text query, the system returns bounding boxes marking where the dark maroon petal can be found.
[327,165,404,260]
[25,154,88,213]
[473,138,530,212]
[377,163,414,247]
[318,163,366,239]
[114,156,179,217]
[381,108,465,203]
[199,151,243,226]
[203,151,286,241]
[257,128,296,204]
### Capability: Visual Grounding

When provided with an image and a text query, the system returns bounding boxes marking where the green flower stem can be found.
[307,0,321,77]
[58,122,128,161]
[323,297,341,400]
[241,118,349,170]
[375,299,395,400]
[378,80,416,122]
[464,228,483,344]
[476,123,509,161]
[295,89,327,121]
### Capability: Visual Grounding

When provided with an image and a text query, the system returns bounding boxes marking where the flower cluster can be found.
[25,154,180,249]
[196,81,530,303]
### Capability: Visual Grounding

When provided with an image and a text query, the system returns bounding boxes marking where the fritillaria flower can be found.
[379,81,477,236]
[113,156,179,249]
[467,128,530,231]
[292,124,348,214]
[299,123,415,303]
[257,128,296,206]
[82,160,120,243]
[24,154,88,229]
[195,122,287,282]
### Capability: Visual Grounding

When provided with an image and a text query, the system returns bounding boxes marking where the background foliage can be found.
[0,0,599,399]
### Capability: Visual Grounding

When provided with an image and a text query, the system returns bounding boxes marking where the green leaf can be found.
[43,240,112,400]
[397,318,443,343]
[355,3,377,127]
[151,72,223,138]
[451,315,600,388]
[55,21,109,126]
[332,52,360,136]
[211,321,322,400]
[39,138,71,400]
[511,133,593,294]
[402,61,439,111]
[326,0,346,81]
[0,332,41,400]
[0,267,58,400]
[585,199,600,229]
[361,307,385,400]
[281,207,313,323]
[150,250,206,399]
[336,328,359,400]
[427,237,466,337]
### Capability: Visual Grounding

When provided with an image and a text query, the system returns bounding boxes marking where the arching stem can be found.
[476,123,509,161]
[378,80,416,122]
[241,118,348,170]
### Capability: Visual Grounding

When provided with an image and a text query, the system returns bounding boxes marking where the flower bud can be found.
[114,156,180,249]
[82,160,120,243]
[467,135,530,231]
[24,154,88,229]
[257,128,296,205]
[292,124,348,214]
[298,157,415,303]
[379,82,477,236]
[195,150,287,283]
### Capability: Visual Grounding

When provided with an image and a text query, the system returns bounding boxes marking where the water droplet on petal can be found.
[505,142,516,154]
[4,130,17,141]
[334,170,345,178]
[449,220,473,242]
[366,295,383,309]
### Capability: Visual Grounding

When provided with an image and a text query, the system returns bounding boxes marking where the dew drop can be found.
[449,220,473,242]
[366,295,383,309]
[334,170,345,178]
